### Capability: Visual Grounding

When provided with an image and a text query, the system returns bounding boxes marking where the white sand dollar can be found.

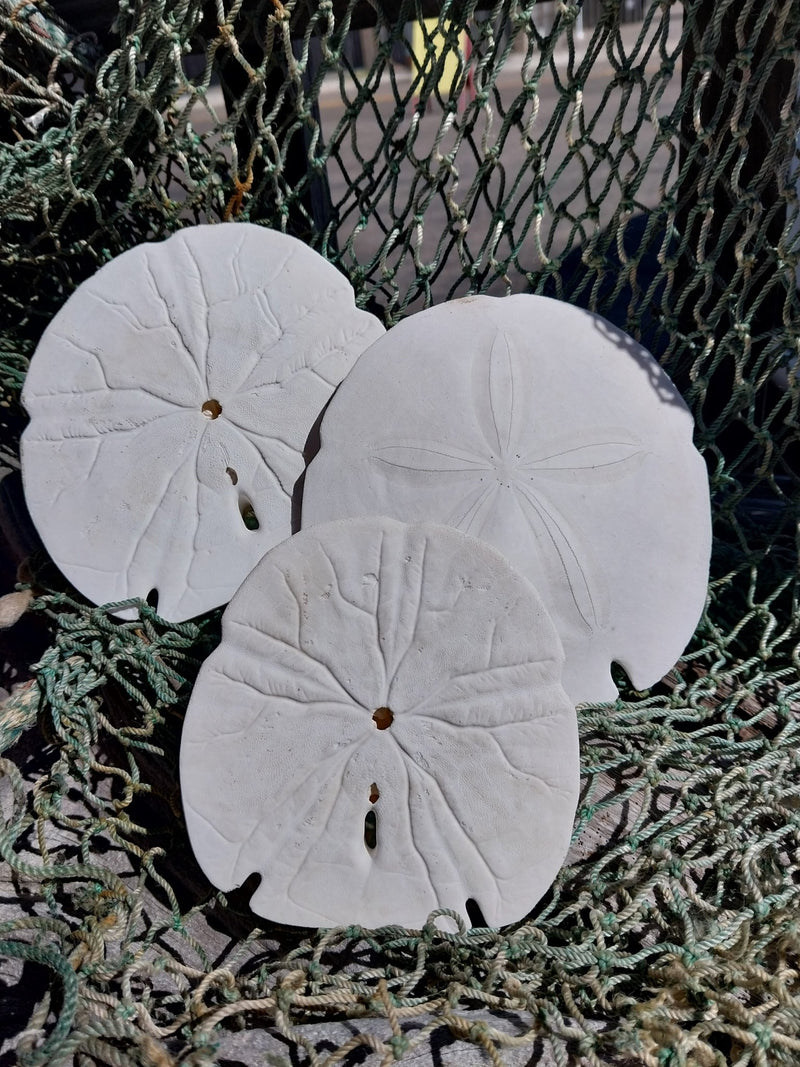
[302,295,711,705]
[180,517,579,929]
[21,223,384,621]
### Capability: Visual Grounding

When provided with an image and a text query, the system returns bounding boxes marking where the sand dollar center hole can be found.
[372,707,393,730]
[202,399,222,419]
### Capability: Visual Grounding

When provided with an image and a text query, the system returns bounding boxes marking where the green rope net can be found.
[1,0,799,1063]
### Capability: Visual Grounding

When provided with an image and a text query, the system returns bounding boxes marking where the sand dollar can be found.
[21,223,384,621]
[180,516,579,929]
[301,295,711,704]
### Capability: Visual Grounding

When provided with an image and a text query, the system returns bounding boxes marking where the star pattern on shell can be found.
[301,294,712,705]
[369,330,646,633]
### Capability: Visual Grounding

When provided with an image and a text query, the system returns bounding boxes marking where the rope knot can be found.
[387,1033,410,1059]
[752,1023,772,1050]
[275,969,305,1011]
[595,950,615,973]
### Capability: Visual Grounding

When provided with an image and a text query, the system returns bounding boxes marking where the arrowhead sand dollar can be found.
[301,295,712,705]
[21,223,384,621]
[180,516,579,929]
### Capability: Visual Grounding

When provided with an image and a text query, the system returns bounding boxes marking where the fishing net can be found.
[1,0,799,1063]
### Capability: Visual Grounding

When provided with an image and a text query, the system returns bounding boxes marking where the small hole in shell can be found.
[202,399,222,419]
[369,782,379,804]
[226,467,238,485]
[372,707,393,730]
[146,588,159,611]
[239,496,259,530]
[364,810,377,851]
